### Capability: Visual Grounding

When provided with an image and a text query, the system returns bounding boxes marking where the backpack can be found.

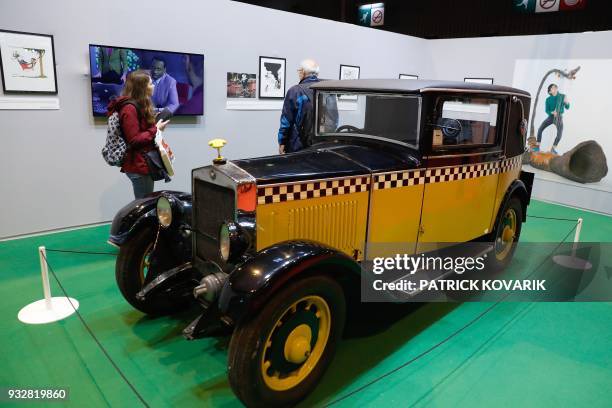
[101,99,136,167]
[297,83,316,149]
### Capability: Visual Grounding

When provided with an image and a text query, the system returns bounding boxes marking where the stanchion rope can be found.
[528,215,578,222]
[324,221,578,407]
[40,251,149,408]
[45,248,117,256]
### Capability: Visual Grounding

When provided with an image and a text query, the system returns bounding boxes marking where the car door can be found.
[365,95,425,257]
[417,94,505,251]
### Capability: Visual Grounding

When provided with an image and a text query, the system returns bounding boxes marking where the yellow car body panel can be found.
[256,189,370,260]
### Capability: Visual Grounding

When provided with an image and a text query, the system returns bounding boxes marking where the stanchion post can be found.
[572,218,583,257]
[38,246,52,309]
[552,217,591,271]
[18,245,79,324]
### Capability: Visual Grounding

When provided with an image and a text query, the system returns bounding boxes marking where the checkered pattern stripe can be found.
[374,156,522,190]
[499,155,522,173]
[373,170,427,190]
[256,156,522,203]
[257,176,370,205]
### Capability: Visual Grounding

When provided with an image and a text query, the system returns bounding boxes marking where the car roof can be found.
[310,79,530,97]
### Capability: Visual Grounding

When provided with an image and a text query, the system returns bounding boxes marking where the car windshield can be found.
[316,92,420,148]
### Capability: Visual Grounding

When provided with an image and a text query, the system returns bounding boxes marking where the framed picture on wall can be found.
[399,74,418,80]
[465,77,494,85]
[227,72,256,99]
[339,64,360,101]
[339,64,360,81]
[259,56,286,99]
[0,29,58,94]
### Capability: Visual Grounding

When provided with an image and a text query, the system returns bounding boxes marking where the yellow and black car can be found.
[109,79,533,407]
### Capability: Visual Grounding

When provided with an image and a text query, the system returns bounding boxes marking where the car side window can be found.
[433,97,499,148]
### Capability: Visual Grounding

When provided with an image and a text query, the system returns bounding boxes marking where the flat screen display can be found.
[89,44,204,116]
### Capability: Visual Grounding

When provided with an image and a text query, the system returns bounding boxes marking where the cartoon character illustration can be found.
[10,47,46,78]
[12,51,37,70]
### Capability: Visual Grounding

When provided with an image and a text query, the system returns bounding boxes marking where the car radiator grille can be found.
[193,179,235,262]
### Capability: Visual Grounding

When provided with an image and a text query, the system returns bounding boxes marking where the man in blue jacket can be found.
[278,59,320,154]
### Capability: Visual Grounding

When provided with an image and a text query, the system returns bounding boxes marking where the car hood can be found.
[232,141,421,185]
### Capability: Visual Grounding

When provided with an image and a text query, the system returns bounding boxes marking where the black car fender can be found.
[217,240,361,325]
[495,171,533,226]
[108,191,192,253]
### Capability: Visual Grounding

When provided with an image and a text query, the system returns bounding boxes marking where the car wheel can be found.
[227,274,346,408]
[115,227,189,315]
[488,196,523,270]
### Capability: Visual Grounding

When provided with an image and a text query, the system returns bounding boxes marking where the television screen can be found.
[89,44,204,116]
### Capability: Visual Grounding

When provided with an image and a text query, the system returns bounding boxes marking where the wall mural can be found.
[513,59,610,185]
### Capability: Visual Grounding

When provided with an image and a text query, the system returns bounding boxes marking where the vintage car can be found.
[109,79,533,407]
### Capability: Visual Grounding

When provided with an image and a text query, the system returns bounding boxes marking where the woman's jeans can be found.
[126,173,154,199]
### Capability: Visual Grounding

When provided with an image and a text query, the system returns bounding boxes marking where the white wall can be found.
[0,0,431,238]
[427,31,612,86]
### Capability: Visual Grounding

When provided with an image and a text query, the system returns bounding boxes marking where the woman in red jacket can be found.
[107,70,169,199]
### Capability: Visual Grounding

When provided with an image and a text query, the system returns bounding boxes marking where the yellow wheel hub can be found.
[261,295,331,391]
[496,208,517,260]
[284,324,312,364]
[502,226,514,242]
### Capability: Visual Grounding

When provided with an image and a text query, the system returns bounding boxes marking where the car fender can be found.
[108,191,192,247]
[218,240,361,325]
[496,173,532,226]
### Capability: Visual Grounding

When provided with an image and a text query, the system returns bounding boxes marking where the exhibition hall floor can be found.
[1,200,611,407]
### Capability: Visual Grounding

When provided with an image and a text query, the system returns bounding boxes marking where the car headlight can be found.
[219,221,248,263]
[156,196,172,228]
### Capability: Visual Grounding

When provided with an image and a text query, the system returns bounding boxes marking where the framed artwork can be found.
[339,64,360,101]
[227,72,256,98]
[465,77,494,85]
[399,74,418,80]
[339,64,360,81]
[0,29,58,94]
[258,56,286,99]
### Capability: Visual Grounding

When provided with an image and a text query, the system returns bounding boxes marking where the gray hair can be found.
[299,59,319,76]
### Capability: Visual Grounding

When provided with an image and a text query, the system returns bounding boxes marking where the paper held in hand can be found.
[155,130,175,177]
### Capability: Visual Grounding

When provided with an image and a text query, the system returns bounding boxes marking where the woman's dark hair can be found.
[547,83,558,95]
[122,70,155,126]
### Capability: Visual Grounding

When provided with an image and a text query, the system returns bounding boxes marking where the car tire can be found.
[487,196,523,271]
[227,274,346,408]
[115,227,189,315]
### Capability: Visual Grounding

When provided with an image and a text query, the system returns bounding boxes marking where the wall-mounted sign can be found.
[358,3,385,27]
[513,0,586,13]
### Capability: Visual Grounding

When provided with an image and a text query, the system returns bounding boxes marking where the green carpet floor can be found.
[1,199,611,407]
